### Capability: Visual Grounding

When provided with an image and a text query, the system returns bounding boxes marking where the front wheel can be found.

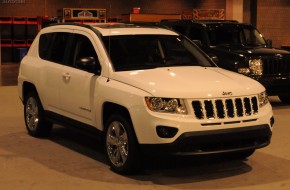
[104,114,139,174]
[278,95,290,104]
[24,91,52,137]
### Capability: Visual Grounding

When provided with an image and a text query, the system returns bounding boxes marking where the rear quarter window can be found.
[39,33,53,60]
[39,32,70,64]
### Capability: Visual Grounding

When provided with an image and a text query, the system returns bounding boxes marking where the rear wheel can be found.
[278,95,290,104]
[104,114,139,174]
[24,91,52,137]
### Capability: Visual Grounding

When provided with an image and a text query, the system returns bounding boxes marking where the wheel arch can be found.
[22,82,38,101]
[102,102,138,142]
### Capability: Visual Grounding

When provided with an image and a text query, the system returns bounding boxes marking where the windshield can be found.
[207,24,266,46]
[102,35,214,71]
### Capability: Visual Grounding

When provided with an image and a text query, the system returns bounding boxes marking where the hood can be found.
[212,44,290,57]
[110,66,265,98]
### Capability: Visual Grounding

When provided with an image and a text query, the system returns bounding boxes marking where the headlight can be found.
[249,59,263,76]
[258,91,269,107]
[145,97,187,114]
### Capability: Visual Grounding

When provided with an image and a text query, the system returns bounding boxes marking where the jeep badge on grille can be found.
[222,91,233,96]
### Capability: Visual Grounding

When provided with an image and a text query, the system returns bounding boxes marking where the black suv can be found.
[161,20,290,104]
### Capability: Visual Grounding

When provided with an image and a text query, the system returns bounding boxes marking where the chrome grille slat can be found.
[192,96,259,120]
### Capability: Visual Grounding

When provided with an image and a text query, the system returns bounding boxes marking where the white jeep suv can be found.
[18,23,274,174]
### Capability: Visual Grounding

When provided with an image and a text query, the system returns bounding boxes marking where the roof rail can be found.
[160,19,239,24]
[48,22,103,37]
[49,22,93,29]
[193,19,239,23]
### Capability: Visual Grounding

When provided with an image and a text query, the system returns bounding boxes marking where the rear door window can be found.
[66,33,101,73]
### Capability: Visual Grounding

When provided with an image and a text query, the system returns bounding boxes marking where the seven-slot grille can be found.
[192,96,258,120]
[262,56,290,76]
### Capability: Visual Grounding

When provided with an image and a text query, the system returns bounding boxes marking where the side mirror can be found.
[266,39,272,47]
[76,57,101,75]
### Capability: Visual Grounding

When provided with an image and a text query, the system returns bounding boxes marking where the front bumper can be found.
[141,124,272,156]
[130,99,273,145]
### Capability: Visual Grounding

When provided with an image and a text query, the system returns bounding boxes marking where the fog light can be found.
[238,68,251,75]
[156,126,178,138]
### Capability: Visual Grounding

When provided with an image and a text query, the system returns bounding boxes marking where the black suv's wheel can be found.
[278,95,290,104]
[104,114,139,174]
[24,91,52,137]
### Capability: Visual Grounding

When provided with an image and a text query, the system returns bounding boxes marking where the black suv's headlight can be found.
[249,58,263,76]
[238,58,263,76]
[145,97,187,114]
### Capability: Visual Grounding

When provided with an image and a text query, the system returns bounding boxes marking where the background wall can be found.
[0,0,290,48]
[0,0,226,18]
[257,0,290,47]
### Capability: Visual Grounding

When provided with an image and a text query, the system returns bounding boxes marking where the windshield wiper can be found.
[115,64,160,71]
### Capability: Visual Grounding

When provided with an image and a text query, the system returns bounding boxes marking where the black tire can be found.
[24,91,52,137]
[104,114,140,174]
[223,150,255,160]
[278,95,290,104]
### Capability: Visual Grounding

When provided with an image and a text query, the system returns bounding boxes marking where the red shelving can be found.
[27,17,37,24]
[0,16,39,63]
[0,17,12,24]
[13,17,27,24]
[0,39,13,47]
[13,40,27,47]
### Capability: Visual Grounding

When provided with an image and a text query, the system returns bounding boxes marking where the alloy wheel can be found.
[25,97,39,131]
[106,121,129,167]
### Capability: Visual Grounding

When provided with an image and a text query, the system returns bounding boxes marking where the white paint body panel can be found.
[18,24,273,145]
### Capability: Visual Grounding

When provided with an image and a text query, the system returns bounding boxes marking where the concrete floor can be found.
[1,85,290,190]
[0,64,19,86]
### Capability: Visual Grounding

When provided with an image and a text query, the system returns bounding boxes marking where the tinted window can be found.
[207,26,241,45]
[242,27,266,46]
[207,24,266,46]
[188,27,203,41]
[49,33,70,64]
[39,33,53,60]
[103,35,214,71]
[69,34,100,73]
[39,32,70,64]
[172,25,187,35]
